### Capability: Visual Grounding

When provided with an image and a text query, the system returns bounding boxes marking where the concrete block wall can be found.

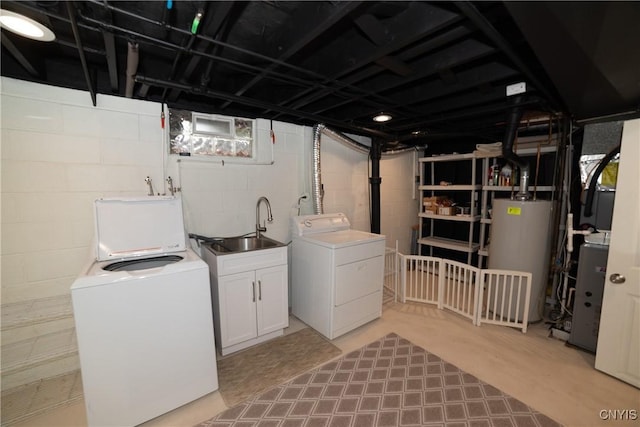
[0,77,416,389]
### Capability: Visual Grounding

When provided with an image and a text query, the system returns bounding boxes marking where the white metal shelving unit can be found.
[418,153,481,265]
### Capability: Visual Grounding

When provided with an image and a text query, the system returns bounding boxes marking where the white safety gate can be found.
[383,246,399,303]
[478,269,532,333]
[395,253,531,333]
[401,255,441,307]
[441,260,480,325]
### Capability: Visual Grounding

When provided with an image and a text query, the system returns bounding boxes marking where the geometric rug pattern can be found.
[197,333,562,426]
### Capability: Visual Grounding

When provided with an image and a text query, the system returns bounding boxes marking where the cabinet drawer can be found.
[334,240,385,266]
[215,246,287,276]
[335,255,383,306]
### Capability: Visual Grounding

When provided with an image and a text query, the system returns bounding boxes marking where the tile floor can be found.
[6,300,640,427]
[1,317,307,427]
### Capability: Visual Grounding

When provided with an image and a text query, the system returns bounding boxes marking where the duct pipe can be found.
[312,124,324,214]
[311,124,420,218]
[318,125,370,155]
[125,41,139,98]
[312,124,372,215]
[502,95,530,200]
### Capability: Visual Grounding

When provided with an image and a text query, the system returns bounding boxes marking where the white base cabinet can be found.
[203,245,288,356]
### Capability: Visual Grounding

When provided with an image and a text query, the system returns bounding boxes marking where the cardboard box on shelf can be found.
[423,196,448,206]
[437,206,456,216]
[424,206,438,215]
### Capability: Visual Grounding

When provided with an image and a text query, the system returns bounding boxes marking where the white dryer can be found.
[291,213,386,339]
[71,197,218,427]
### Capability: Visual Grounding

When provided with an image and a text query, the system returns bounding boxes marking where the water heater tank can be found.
[488,199,552,322]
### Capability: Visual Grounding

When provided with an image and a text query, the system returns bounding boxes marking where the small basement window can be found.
[169,109,255,159]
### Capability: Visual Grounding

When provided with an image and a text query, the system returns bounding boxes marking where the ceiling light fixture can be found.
[373,113,392,123]
[0,9,55,42]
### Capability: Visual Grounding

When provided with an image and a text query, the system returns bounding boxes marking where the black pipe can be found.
[66,2,96,106]
[135,75,393,139]
[501,95,528,170]
[370,140,382,234]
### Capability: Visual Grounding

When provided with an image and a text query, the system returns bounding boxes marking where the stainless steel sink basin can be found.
[208,236,284,255]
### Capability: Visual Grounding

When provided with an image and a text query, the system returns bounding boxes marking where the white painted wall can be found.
[304,129,418,253]
[171,119,303,246]
[1,78,165,304]
[381,151,420,254]
[0,77,416,385]
[0,78,307,304]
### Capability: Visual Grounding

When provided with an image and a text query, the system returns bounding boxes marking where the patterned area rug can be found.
[217,327,342,407]
[199,333,562,426]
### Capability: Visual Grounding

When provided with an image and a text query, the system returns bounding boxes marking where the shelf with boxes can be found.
[418,144,559,266]
[418,153,481,264]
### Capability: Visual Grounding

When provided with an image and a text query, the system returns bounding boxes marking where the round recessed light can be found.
[0,9,55,42]
[373,113,392,123]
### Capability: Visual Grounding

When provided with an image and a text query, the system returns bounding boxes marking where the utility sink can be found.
[207,236,284,255]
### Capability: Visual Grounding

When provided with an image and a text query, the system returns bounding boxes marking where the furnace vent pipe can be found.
[312,124,372,214]
[502,96,530,200]
[312,124,324,214]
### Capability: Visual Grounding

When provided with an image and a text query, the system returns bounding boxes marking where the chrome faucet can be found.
[256,196,273,238]
[166,176,175,196]
[145,176,155,196]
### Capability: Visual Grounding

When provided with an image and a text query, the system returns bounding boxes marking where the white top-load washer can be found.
[71,197,218,427]
[291,213,386,339]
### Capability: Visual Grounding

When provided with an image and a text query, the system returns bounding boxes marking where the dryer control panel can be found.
[291,213,350,236]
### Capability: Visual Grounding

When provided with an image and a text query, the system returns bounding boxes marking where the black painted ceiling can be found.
[1,1,638,145]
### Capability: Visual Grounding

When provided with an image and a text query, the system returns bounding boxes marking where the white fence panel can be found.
[478,269,532,333]
[394,253,532,333]
[441,259,481,325]
[384,246,398,302]
[399,254,442,307]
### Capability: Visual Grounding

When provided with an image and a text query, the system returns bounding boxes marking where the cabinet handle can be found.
[252,281,256,302]
[258,280,262,300]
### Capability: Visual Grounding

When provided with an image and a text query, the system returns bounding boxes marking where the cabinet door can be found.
[256,265,288,336]
[218,271,257,347]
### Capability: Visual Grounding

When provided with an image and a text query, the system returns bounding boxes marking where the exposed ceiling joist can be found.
[0,34,43,77]
[1,1,637,143]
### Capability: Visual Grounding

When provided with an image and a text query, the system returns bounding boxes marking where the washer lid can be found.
[94,197,186,261]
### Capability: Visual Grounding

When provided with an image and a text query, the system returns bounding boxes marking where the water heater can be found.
[488,199,552,322]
